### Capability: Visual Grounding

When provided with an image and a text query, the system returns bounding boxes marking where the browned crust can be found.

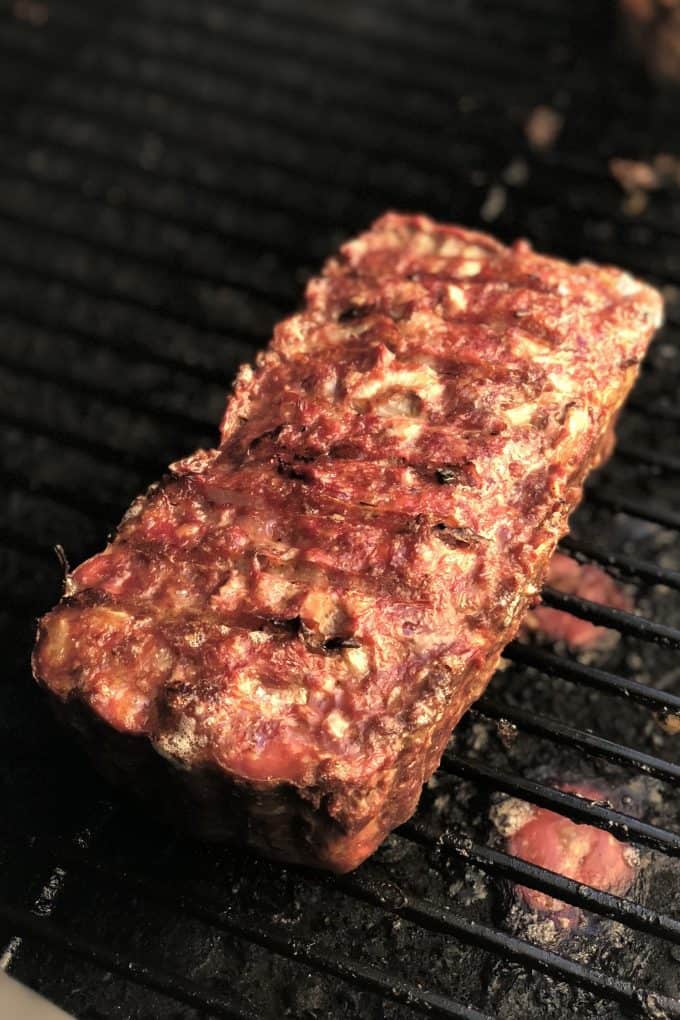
[33,213,663,871]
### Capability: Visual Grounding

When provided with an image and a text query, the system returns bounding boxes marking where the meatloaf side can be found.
[33,213,663,873]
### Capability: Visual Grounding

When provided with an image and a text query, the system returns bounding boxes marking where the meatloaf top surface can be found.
[34,214,663,791]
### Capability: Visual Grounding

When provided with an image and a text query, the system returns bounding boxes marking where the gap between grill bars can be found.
[2,828,680,1020]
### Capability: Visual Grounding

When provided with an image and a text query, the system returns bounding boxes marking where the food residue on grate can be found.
[524,106,564,151]
[492,787,638,929]
[610,153,680,214]
[479,184,507,223]
[520,552,633,655]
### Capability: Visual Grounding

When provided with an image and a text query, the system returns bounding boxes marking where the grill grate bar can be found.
[333,871,680,1018]
[0,901,257,1020]
[0,404,161,475]
[0,156,311,278]
[0,848,495,1020]
[9,833,676,1018]
[615,445,680,475]
[44,0,669,127]
[4,66,680,291]
[3,18,680,295]
[4,61,680,307]
[0,111,338,236]
[0,1,564,112]
[4,466,122,523]
[0,35,501,192]
[504,641,680,713]
[0,351,215,436]
[401,823,680,945]
[629,399,680,424]
[3,28,680,258]
[0,249,265,350]
[0,296,250,385]
[588,490,680,532]
[474,697,680,785]
[6,134,680,331]
[540,587,680,649]
[6,105,680,296]
[442,756,680,857]
[0,205,294,311]
[6,1,678,214]
[559,535,680,591]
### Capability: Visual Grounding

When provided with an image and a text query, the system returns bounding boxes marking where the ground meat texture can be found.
[506,786,637,924]
[520,552,633,652]
[620,0,680,82]
[32,213,663,873]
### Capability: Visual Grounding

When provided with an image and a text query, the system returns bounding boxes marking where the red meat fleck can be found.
[521,552,632,651]
[506,785,636,918]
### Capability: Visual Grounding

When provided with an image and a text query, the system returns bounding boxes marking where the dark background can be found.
[0,1,679,1018]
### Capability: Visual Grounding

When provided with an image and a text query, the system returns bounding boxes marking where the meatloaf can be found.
[32,213,663,873]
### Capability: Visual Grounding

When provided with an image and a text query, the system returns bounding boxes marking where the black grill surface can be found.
[1,1,679,1018]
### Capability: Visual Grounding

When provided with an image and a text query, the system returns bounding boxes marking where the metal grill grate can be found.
[0,1,679,1017]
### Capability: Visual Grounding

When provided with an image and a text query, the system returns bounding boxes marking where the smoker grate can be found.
[0,0,679,1017]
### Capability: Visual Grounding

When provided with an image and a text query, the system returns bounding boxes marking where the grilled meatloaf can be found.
[33,214,663,872]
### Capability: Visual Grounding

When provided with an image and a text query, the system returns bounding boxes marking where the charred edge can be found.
[337,303,375,323]
[276,456,311,482]
[432,523,485,547]
[323,636,361,650]
[435,463,481,486]
[263,616,359,653]
[263,615,303,635]
[248,424,284,454]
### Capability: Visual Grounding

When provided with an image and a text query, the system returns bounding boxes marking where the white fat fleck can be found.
[250,631,270,645]
[504,403,536,427]
[344,646,369,677]
[184,629,208,649]
[616,273,639,296]
[236,674,259,698]
[546,370,577,395]
[445,284,467,312]
[510,333,552,360]
[410,705,434,726]
[438,237,465,256]
[489,796,537,837]
[623,845,641,869]
[456,258,482,277]
[326,710,350,739]
[388,420,422,443]
[155,713,206,763]
[237,673,308,712]
[565,405,590,437]
[350,364,441,402]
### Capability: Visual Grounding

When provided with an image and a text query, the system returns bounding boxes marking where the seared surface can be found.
[33,213,662,871]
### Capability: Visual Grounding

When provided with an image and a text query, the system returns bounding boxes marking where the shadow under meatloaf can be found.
[32,213,663,873]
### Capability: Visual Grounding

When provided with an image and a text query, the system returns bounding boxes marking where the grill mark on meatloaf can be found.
[33,213,663,872]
